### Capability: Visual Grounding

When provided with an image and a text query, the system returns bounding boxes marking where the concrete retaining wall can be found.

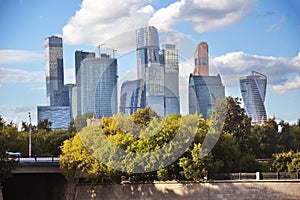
[74,181,300,200]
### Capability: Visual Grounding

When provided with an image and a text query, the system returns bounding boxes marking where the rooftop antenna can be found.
[106,47,117,58]
[97,43,105,57]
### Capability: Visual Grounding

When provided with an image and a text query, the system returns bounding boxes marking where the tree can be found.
[288,152,300,172]
[236,154,260,172]
[252,118,280,158]
[271,150,294,172]
[37,119,52,132]
[0,116,5,130]
[290,120,300,151]
[211,133,241,173]
[72,112,95,132]
[179,143,216,180]
[0,120,19,184]
[130,107,159,127]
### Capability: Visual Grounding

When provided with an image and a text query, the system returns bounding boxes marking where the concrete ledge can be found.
[73,181,300,200]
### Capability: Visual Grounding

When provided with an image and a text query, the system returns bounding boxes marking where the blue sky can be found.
[0,0,299,126]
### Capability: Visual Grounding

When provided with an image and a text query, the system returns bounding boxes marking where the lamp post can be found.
[28,112,32,157]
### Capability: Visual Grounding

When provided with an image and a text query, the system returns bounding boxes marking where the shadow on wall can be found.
[74,181,300,200]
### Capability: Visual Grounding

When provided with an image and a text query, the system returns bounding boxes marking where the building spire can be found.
[193,42,209,76]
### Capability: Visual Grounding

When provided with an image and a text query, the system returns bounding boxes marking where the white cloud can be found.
[0,50,43,64]
[212,52,300,90]
[63,0,258,45]
[0,105,37,129]
[210,52,300,93]
[0,67,44,83]
[272,75,300,94]
[150,0,258,32]
[63,0,154,45]
[266,16,287,32]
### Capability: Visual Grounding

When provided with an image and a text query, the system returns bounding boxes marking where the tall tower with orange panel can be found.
[193,42,209,76]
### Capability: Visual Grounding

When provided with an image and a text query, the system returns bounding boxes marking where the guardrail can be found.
[19,156,59,163]
[17,156,60,166]
[210,172,300,180]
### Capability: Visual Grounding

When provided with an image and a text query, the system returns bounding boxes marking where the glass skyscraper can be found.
[136,26,165,116]
[160,44,180,115]
[189,42,225,119]
[80,54,118,118]
[189,74,225,119]
[44,36,66,106]
[193,42,209,76]
[38,36,71,130]
[136,26,160,81]
[73,50,96,118]
[240,71,267,124]
[119,79,146,114]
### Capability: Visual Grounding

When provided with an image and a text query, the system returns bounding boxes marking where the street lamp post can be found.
[28,112,32,157]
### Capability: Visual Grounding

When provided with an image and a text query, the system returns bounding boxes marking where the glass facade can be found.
[136,26,160,81]
[193,42,209,76]
[189,74,225,119]
[119,79,146,114]
[44,36,66,106]
[80,54,118,118]
[39,36,72,129]
[160,44,180,115]
[37,106,71,130]
[240,71,267,124]
[135,27,181,116]
[73,50,96,117]
[136,26,165,116]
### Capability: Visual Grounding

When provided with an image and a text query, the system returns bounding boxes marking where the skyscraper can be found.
[136,26,160,80]
[193,42,209,76]
[73,50,96,117]
[75,50,96,85]
[189,42,225,119]
[136,26,165,116]
[240,71,267,124]
[38,36,71,130]
[160,44,180,115]
[119,79,146,114]
[189,74,225,118]
[80,54,118,118]
[44,36,65,106]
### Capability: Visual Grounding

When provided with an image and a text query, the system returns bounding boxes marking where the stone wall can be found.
[74,181,300,200]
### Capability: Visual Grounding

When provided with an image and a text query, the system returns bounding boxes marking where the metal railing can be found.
[19,156,59,163]
[210,172,300,180]
[17,156,60,166]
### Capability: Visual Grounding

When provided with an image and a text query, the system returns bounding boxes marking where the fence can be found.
[210,172,300,180]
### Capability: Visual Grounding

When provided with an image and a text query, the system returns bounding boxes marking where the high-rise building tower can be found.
[189,75,225,118]
[80,54,118,118]
[240,71,267,124]
[44,36,65,106]
[136,26,165,116]
[75,50,96,84]
[160,44,180,115]
[193,42,209,76]
[119,79,146,114]
[136,26,160,81]
[72,50,96,118]
[189,42,225,119]
[38,36,71,130]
